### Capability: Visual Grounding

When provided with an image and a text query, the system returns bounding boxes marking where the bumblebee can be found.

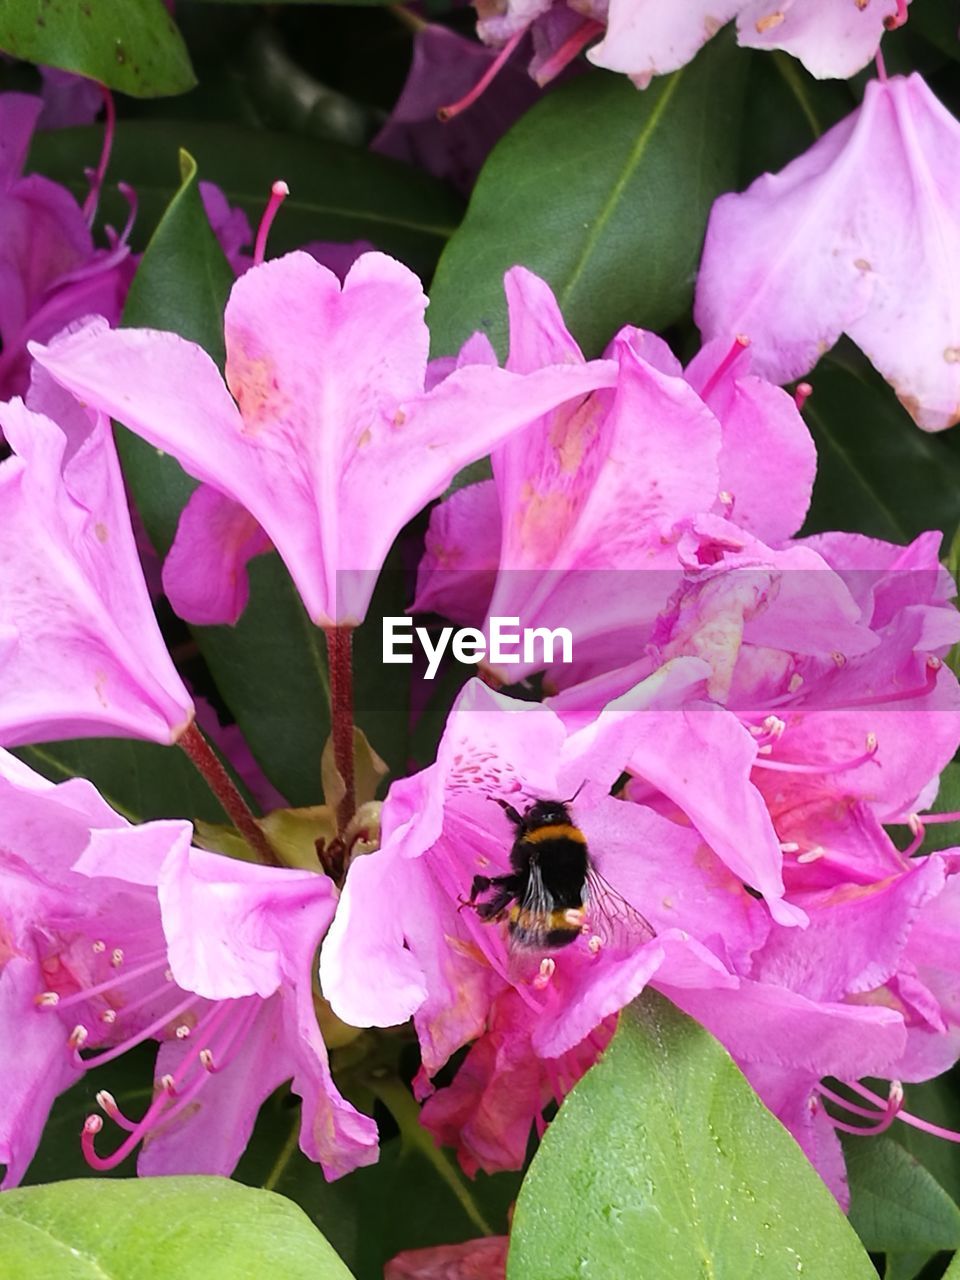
[465,796,656,954]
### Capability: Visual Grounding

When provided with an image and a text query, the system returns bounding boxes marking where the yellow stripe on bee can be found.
[508,906,585,930]
[521,823,586,845]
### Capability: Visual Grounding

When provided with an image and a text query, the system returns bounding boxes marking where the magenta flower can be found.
[33,251,615,627]
[0,377,194,746]
[415,270,815,683]
[469,0,908,92]
[372,23,539,193]
[0,749,376,1186]
[696,72,960,430]
[321,678,915,1192]
[385,1236,509,1280]
[0,93,131,401]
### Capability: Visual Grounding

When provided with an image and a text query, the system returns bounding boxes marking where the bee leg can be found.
[489,796,524,827]
[474,885,517,922]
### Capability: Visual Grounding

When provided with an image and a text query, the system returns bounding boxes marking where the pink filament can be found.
[253,180,290,267]
[72,992,199,1070]
[38,954,168,1011]
[83,85,116,226]
[437,28,526,122]
[81,999,257,1171]
[700,334,750,400]
[532,18,604,86]
[752,738,878,775]
[847,1080,960,1143]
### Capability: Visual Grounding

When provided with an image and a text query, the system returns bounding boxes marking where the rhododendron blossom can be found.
[33,251,618,627]
[0,92,132,401]
[696,72,960,430]
[0,750,376,1187]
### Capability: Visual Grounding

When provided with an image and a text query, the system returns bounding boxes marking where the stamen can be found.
[883,0,908,30]
[700,334,750,400]
[37,954,169,1012]
[437,28,526,122]
[92,941,106,954]
[110,948,124,968]
[75,993,199,1070]
[69,1024,88,1050]
[794,382,813,411]
[533,958,556,992]
[82,86,116,226]
[253,180,290,267]
[752,734,878,775]
[796,846,826,864]
[779,841,800,853]
[530,18,604,86]
[587,935,603,955]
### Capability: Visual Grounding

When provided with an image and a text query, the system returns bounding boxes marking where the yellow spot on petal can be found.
[755,11,785,33]
[854,258,872,272]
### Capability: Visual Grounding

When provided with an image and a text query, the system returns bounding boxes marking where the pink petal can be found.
[163,485,272,626]
[0,397,194,745]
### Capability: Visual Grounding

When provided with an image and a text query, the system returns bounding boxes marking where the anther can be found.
[831,651,847,667]
[788,674,804,693]
[101,1009,117,1024]
[779,841,800,853]
[587,935,603,955]
[68,1024,88,1050]
[533,959,556,991]
[83,1114,103,1136]
[92,940,106,954]
[110,948,124,968]
[95,1090,120,1117]
[794,382,813,411]
[797,846,826,864]
[35,992,60,1008]
[160,1074,177,1095]
[175,1023,191,1040]
[199,1048,216,1071]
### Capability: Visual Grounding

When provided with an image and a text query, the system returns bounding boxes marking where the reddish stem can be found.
[178,722,280,866]
[325,625,356,834]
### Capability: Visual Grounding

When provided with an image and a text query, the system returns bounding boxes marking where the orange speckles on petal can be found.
[549,394,600,473]
[226,344,284,435]
[755,11,785,33]
[943,346,960,363]
[94,522,109,544]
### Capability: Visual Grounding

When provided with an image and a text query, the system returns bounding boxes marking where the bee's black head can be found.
[524,799,572,827]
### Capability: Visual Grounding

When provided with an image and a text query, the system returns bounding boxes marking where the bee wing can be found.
[584,862,657,956]
[509,859,557,953]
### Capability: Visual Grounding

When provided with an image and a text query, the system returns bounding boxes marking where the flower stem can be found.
[324,625,356,834]
[178,721,281,867]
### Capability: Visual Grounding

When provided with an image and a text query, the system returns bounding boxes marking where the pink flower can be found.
[589,0,909,84]
[372,23,539,193]
[471,0,908,90]
[0,749,376,1186]
[696,72,960,430]
[33,252,616,627]
[0,93,132,401]
[321,678,914,1190]
[0,376,194,747]
[415,270,815,683]
[385,1236,509,1280]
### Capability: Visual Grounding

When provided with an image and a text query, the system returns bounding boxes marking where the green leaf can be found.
[0,1177,355,1279]
[802,350,960,544]
[14,739,227,824]
[844,1136,960,1254]
[509,991,876,1280]
[944,1248,960,1278]
[0,0,195,98]
[29,119,463,281]
[427,39,747,360]
[233,1088,519,1280]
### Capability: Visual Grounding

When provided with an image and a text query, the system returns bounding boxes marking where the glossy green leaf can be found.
[427,39,746,359]
[14,738,226,824]
[29,119,462,280]
[0,1177,354,1280]
[845,1136,960,1254]
[0,0,194,97]
[944,1248,960,1278]
[509,991,876,1280]
[802,350,960,544]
